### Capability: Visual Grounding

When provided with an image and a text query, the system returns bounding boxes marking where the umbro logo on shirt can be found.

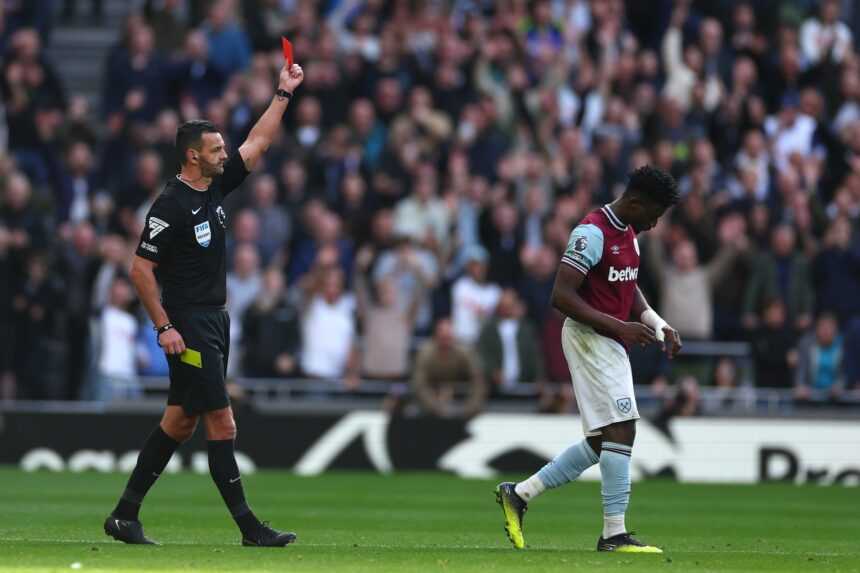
[148,217,169,239]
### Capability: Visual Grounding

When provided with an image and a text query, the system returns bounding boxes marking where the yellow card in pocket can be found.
[180,348,203,368]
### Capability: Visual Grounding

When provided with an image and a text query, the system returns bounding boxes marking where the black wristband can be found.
[276,88,292,101]
[155,322,174,335]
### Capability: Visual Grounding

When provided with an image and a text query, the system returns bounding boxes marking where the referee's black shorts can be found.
[165,307,230,415]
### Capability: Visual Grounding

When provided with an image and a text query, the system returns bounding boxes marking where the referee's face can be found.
[196,132,229,177]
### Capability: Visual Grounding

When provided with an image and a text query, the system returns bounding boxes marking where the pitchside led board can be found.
[3,411,858,486]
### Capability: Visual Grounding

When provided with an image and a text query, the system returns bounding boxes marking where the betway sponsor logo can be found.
[608,265,638,282]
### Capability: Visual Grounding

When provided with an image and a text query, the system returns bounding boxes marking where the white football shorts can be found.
[561,318,640,436]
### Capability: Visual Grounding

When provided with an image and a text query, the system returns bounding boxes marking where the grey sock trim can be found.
[121,488,144,505]
[229,502,251,518]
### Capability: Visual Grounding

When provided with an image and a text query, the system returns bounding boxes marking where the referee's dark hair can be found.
[625,165,680,207]
[176,119,219,165]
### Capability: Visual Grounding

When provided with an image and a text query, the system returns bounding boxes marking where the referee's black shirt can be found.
[135,153,249,311]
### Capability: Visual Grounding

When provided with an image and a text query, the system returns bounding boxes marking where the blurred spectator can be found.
[812,216,860,319]
[56,221,100,399]
[800,0,853,66]
[203,0,251,78]
[355,246,426,380]
[662,6,723,113]
[451,245,501,344]
[482,201,524,287]
[841,318,860,391]
[170,29,226,111]
[2,28,66,182]
[241,0,293,53]
[12,253,64,399]
[56,140,100,224]
[249,174,290,262]
[646,215,748,340]
[92,276,140,401]
[241,268,301,378]
[794,313,844,401]
[750,299,798,388]
[393,165,451,254]
[143,0,189,54]
[412,317,486,418]
[288,209,353,284]
[91,234,131,311]
[103,24,167,123]
[373,236,438,334]
[518,244,558,326]
[226,242,262,374]
[298,265,359,386]
[743,224,814,332]
[116,150,163,236]
[476,288,544,390]
[731,130,770,202]
[1,172,49,278]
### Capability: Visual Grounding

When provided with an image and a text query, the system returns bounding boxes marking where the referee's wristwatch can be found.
[276,88,292,101]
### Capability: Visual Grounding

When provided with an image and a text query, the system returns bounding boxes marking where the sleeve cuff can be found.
[561,256,589,275]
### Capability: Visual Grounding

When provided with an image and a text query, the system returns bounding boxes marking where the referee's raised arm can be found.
[237,63,305,172]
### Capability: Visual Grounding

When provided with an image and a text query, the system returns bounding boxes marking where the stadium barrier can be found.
[1,407,857,486]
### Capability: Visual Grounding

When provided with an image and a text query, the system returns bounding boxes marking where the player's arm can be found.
[238,63,304,171]
[633,286,682,359]
[551,265,655,346]
[130,256,185,355]
[555,223,655,346]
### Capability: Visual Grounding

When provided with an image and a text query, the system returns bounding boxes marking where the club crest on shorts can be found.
[195,221,211,247]
[616,397,632,414]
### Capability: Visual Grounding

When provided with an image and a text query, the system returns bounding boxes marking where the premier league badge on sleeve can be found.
[195,221,212,247]
[216,206,227,229]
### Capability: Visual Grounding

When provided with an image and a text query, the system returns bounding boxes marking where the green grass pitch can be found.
[0,468,857,572]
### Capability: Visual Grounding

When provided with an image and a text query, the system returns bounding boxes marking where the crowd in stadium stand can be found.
[2,0,860,414]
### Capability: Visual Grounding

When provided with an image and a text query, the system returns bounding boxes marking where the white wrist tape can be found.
[641,309,668,342]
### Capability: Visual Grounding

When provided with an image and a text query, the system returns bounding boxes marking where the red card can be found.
[281,37,293,66]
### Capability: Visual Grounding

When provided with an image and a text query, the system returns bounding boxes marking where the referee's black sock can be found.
[113,426,179,521]
[207,439,261,538]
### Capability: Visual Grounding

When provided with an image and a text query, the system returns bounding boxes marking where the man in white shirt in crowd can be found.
[451,245,501,345]
[800,0,853,66]
[299,263,359,387]
[96,276,140,400]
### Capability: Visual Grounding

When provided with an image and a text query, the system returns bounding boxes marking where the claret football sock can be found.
[516,439,600,502]
[207,439,262,538]
[113,426,179,521]
[599,441,632,539]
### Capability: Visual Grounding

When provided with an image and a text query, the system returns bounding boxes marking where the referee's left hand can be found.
[159,328,186,355]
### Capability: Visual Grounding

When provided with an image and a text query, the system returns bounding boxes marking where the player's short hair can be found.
[176,120,219,165]
[625,165,680,207]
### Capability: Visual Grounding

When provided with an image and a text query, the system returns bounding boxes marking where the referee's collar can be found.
[176,174,210,192]
[602,204,628,231]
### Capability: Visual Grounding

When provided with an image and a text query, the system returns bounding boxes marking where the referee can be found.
[104,64,304,547]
